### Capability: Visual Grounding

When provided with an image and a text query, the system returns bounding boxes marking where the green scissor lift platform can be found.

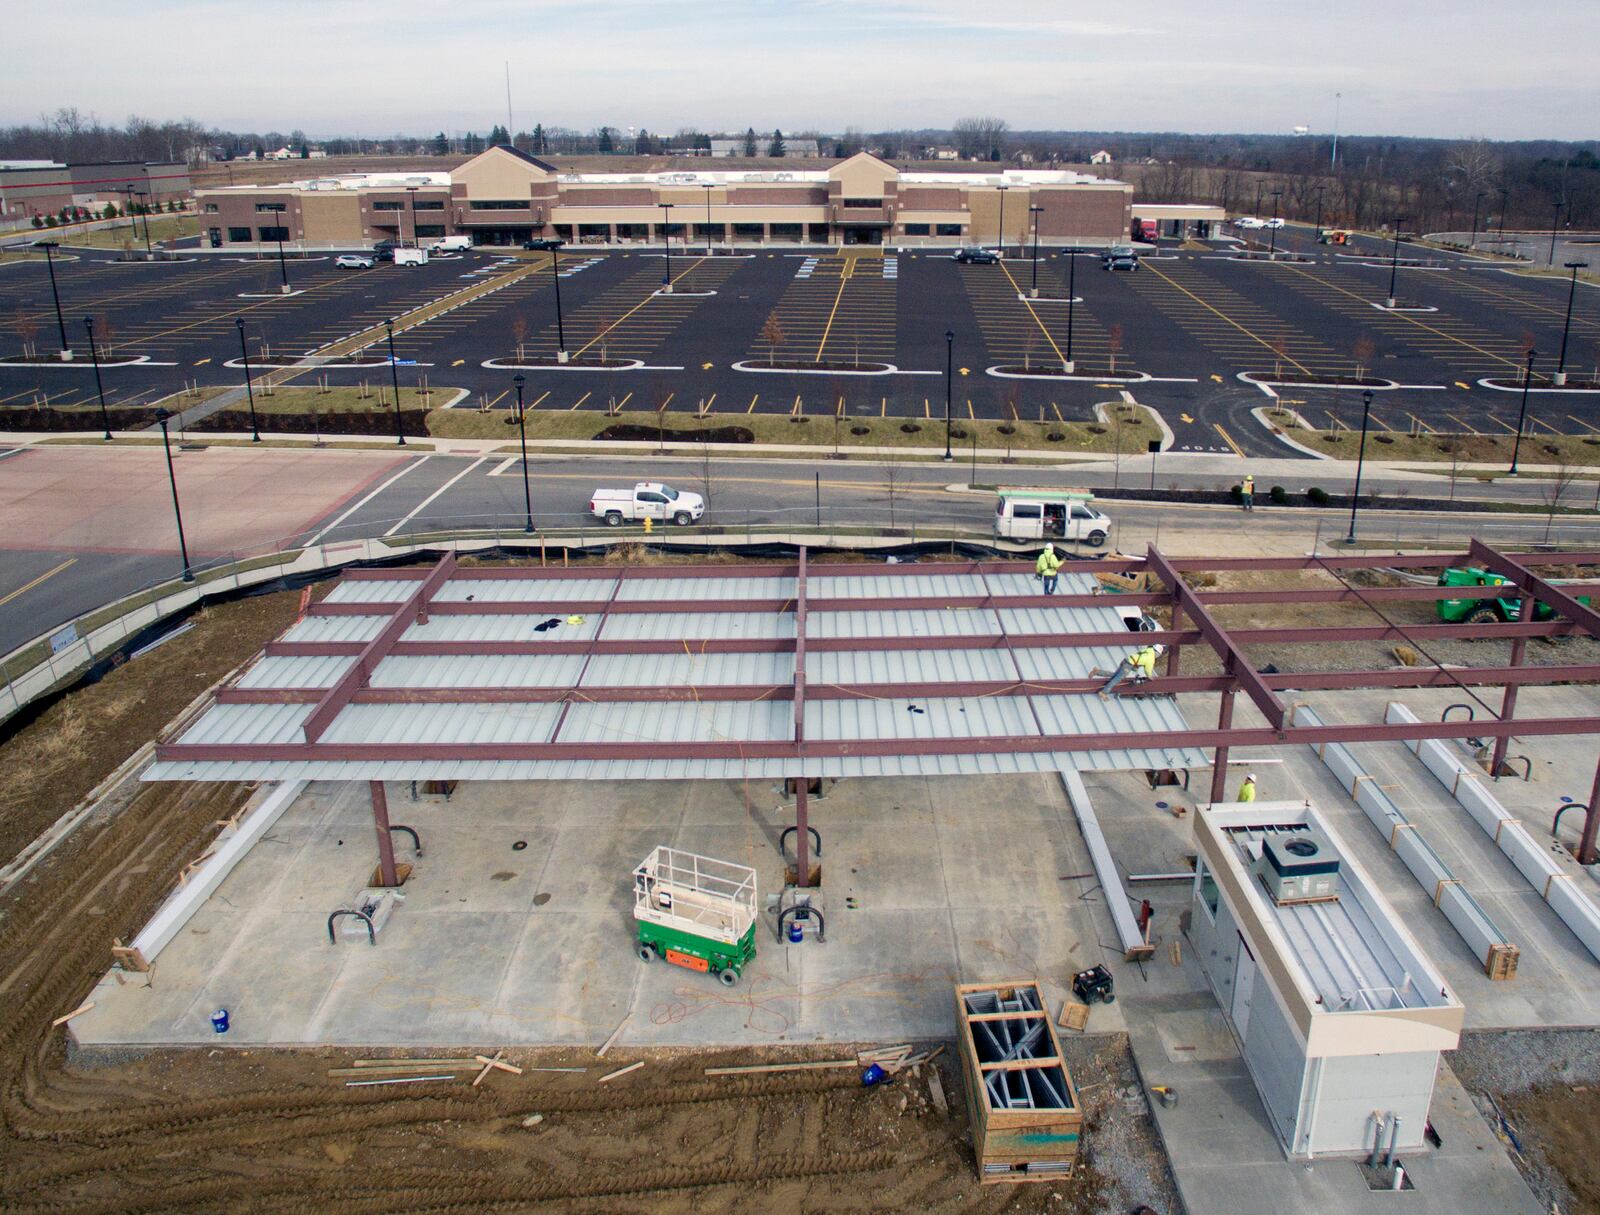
[633,846,757,987]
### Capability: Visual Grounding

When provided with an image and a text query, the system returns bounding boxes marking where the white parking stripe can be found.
[307,454,432,545]
[384,456,486,537]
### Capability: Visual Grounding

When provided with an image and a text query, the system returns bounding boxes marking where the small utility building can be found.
[1190,801,1463,1158]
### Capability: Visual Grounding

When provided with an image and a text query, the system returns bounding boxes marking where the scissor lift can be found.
[633,847,757,986]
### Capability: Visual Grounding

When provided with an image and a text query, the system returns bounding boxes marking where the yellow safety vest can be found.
[1133,647,1157,677]
[1239,780,1257,803]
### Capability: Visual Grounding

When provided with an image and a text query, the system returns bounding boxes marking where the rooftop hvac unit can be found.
[1256,829,1340,904]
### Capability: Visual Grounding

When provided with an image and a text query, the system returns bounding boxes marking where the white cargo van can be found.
[393,247,428,267]
[994,487,1111,546]
[591,481,705,526]
[428,235,473,253]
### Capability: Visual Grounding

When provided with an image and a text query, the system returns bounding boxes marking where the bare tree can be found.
[696,422,715,513]
[1270,337,1288,380]
[952,117,1011,161]
[1352,334,1376,381]
[12,310,38,360]
[511,316,528,361]
[882,446,907,528]
[1106,324,1125,375]
[761,313,785,366]
[1541,455,1582,543]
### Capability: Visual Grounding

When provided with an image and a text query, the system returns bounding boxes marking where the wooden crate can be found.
[1485,942,1520,981]
[955,980,1082,1184]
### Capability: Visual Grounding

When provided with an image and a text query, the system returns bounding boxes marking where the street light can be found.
[235,318,262,441]
[702,183,714,256]
[659,202,675,291]
[1268,190,1283,255]
[36,241,70,358]
[1510,348,1536,474]
[134,189,154,259]
[995,184,1008,257]
[271,203,290,293]
[943,329,954,462]
[513,373,533,532]
[406,186,418,250]
[1498,187,1510,246]
[153,408,194,582]
[1469,191,1486,249]
[83,317,111,440]
[1549,199,1565,267]
[1557,261,1589,385]
[1386,216,1407,308]
[384,318,406,446]
[1345,389,1375,543]
[549,242,568,363]
[1028,205,1044,298]
[1313,187,1324,240]
[1064,249,1078,373]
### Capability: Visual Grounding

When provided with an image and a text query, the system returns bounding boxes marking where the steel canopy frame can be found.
[151,544,1600,872]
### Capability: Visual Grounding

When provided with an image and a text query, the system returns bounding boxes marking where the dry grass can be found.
[1296,427,1600,468]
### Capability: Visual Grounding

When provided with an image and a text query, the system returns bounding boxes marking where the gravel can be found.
[1062,1032,1184,1215]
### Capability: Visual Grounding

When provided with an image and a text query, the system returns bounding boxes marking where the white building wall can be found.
[1304,1052,1439,1155]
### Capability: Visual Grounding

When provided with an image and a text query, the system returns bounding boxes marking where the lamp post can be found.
[1028,205,1044,298]
[1557,261,1589,385]
[1386,215,1406,308]
[37,241,70,358]
[1510,348,1536,474]
[658,202,675,291]
[1549,199,1565,267]
[385,318,406,446]
[153,408,194,582]
[406,186,418,250]
[943,329,954,462]
[1498,186,1510,245]
[1313,187,1324,240]
[1469,191,1486,249]
[1268,190,1283,255]
[995,184,1008,256]
[83,317,111,440]
[549,240,568,363]
[1345,389,1374,543]
[702,183,714,256]
[1064,249,1078,373]
[513,373,534,532]
[134,189,154,258]
[272,203,290,293]
[235,318,261,441]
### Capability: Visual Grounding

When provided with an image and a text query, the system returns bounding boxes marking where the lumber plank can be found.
[51,1001,94,1027]
[705,1059,857,1076]
[598,1061,645,1083]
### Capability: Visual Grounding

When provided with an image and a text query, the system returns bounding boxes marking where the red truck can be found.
[1131,218,1158,241]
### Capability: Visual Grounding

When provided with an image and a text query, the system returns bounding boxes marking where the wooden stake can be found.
[928,1067,949,1115]
[705,1059,857,1076]
[598,1061,644,1084]
[596,1015,629,1058]
[475,1053,523,1075]
[52,1001,94,1027]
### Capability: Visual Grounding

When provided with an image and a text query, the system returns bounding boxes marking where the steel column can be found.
[1491,634,1526,777]
[1166,600,1183,676]
[792,546,813,887]
[1579,756,1600,866]
[794,780,811,888]
[370,780,399,888]
[1210,688,1236,803]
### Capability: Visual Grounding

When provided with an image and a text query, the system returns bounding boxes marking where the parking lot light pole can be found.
[37,241,70,358]
[995,185,1008,256]
[1386,216,1406,308]
[1345,389,1375,543]
[549,244,568,362]
[83,317,111,440]
[273,204,290,293]
[1549,199,1565,267]
[1313,187,1324,239]
[235,318,261,441]
[1498,187,1510,245]
[1469,191,1486,248]
[1557,261,1589,385]
[1510,348,1536,474]
[134,190,155,258]
[1064,249,1077,373]
[513,373,534,532]
[943,329,954,462]
[659,203,674,292]
[385,319,406,446]
[406,186,418,250]
[702,183,714,256]
[1268,191,1283,255]
[154,408,194,582]
[1028,205,1043,298]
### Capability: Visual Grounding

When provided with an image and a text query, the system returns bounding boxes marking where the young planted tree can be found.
[882,446,907,529]
[760,313,785,366]
[1270,337,1288,380]
[1003,392,1020,463]
[511,316,528,361]
[593,319,615,364]
[12,310,39,360]
[1106,324,1124,375]
[1352,334,1376,382]
[1541,455,1582,543]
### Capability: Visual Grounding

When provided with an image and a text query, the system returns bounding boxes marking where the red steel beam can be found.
[152,713,1600,766]
[1147,545,1287,732]
[301,553,456,743]
[794,546,807,746]
[1470,540,1600,638]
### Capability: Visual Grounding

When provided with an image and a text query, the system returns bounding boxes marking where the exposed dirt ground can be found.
[0,580,1175,1214]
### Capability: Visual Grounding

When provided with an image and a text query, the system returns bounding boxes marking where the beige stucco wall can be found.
[453,149,549,201]
[298,192,363,242]
[552,204,823,225]
[828,153,896,198]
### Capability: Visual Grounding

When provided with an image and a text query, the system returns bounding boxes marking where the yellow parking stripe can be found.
[0,558,76,608]
[1213,423,1244,457]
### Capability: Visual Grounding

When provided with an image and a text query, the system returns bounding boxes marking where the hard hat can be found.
[1246,773,1256,781]
[1152,643,1167,656]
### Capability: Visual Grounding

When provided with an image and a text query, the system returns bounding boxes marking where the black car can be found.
[952,246,999,265]
[371,239,397,262]
[523,237,565,251]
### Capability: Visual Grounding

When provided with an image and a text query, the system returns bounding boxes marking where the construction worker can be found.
[1035,543,1063,595]
[1239,773,1258,803]
[1241,474,1255,512]
[1098,641,1163,699]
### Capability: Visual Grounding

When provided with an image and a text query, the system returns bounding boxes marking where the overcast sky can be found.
[4,0,1597,142]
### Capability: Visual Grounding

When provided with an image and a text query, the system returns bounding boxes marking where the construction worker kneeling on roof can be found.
[1239,773,1258,802]
[1096,641,1164,700]
[1035,543,1063,595]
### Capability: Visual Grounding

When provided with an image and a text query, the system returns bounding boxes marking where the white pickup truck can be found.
[590,482,705,527]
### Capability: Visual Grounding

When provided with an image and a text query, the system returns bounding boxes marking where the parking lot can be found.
[2,231,1595,456]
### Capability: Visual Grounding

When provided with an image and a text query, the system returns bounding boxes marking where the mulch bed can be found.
[593,423,755,444]
[743,359,892,373]
[0,405,154,431]
[189,407,430,437]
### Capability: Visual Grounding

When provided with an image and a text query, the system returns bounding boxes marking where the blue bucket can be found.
[211,1008,230,1034]
[861,1063,886,1087]
[787,920,803,944]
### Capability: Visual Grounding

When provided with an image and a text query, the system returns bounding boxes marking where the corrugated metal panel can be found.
[616,576,794,601]
[370,654,586,688]
[998,604,1128,634]
[324,580,418,604]
[177,702,311,746]
[434,578,616,603]
[236,654,357,689]
[321,702,563,746]
[582,651,794,687]
[282,614,388,644]
[402,615,601,642]
[809,695,1034,741]
[600,612,793,640]
[809,647,1015,685]
[807,573,990,600]
[558,698,792,744]
[808,608,1000,638]
[1013,645,1138,680]
[1032,691,1191,741]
